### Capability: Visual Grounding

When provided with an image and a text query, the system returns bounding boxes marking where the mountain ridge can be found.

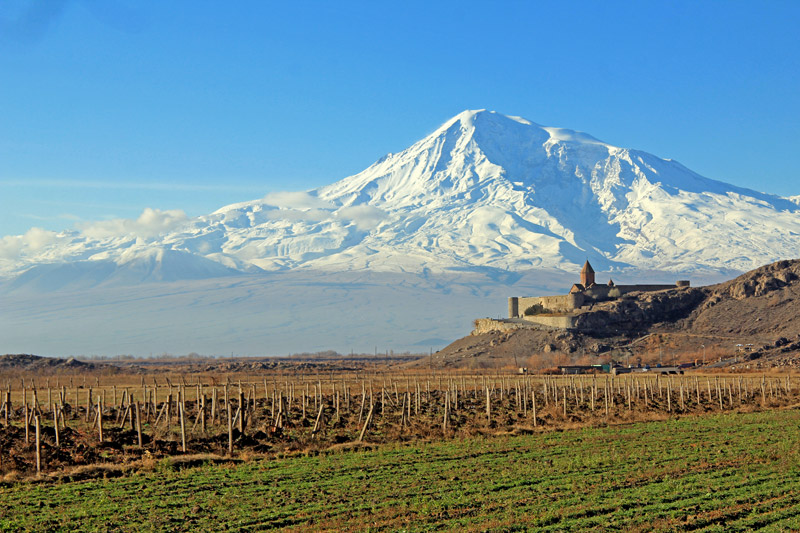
[2,110,798,286]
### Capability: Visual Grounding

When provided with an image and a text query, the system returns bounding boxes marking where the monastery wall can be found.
[509,294,583,317]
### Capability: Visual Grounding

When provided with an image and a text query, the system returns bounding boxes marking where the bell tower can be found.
[580,260,595,287]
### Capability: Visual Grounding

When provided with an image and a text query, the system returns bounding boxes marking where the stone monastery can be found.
[507,261,690,326]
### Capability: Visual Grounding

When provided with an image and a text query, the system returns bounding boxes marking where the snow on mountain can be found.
[4,247,241,292]
[2,110,799,285]
[311,110,799,273]
[6,109,793,356]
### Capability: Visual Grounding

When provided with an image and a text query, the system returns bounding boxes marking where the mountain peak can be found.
[427,111,614,169]
[2,111,799,284]
[440,109,535,132]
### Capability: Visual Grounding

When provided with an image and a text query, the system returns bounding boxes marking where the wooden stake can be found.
[166,393,172,431]
[227,397,233,455]
[200,395,206,433]
[135,402,143,448]
[154,401,167,428]
[667,383,672,413]
[626,380,632,411]
[3,391,9,426]
[311,401,324,436]
[358,402,374,442]
[237,391,245,433]
[53,407,60,447]
[442,390,449,432]
[98,398,103,442]
[485,387,491,424]
[210,387,217,425]
[119,405,131,430]
[34,415,42,474]
[179,401,187,453]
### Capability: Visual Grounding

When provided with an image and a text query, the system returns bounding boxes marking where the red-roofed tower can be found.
[580,260,595,287]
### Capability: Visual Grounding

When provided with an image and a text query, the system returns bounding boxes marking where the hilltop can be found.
[423,259,800,370]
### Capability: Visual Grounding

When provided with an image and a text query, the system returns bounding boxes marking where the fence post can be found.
[98,398,103,443]
[24,403,29,444]
[485,387,491,424]
[358,401,374,442]
[443,390,449,432]
[179,401,187,453]
[227,397,233,455]
[34,414,42,474]
[135,402,143,448]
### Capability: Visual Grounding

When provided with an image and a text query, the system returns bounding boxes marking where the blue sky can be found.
[2,0,799,237]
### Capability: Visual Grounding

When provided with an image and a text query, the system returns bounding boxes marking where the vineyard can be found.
[1,370,798,478]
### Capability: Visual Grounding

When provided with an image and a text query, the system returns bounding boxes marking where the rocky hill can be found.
[422,259,800,370]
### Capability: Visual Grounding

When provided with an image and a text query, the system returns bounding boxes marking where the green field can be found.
[2,409,800,531]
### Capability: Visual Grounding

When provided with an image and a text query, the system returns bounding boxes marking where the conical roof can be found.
[581,260,594,274]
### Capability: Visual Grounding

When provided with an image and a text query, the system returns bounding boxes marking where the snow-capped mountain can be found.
[2,110,799,283]
[5,110,797,356]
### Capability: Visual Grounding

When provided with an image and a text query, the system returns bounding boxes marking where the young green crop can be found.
[1,409,799,531]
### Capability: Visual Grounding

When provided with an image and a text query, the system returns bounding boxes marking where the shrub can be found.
[523,303,552,316]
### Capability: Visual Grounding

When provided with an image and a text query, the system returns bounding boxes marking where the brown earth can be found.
[0,353,423,379]
[423,259,800,370]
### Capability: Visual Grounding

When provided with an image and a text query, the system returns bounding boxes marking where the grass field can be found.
[2,409,800,531]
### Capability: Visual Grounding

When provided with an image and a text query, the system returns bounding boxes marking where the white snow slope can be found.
[2,110,797,283]
[1,110,798,356]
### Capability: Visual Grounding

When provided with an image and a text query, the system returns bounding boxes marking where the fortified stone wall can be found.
[512,295,583,316]
[523,315,577,329]
[472,318,529,335]
[471,317,573,335]
[617,284,678,294]
[510,284,685,318]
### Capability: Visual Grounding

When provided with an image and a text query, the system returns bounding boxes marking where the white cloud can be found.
[0,236,23,259]
[262,191,332,209]
[257,195,387,230]
[24,227,58,250]
[0,227,58,259]
[335,205,387,230]
[78,208,188,240]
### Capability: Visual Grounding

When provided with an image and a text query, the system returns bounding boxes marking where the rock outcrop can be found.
[423,258,800,369]
[572,287,708,333]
